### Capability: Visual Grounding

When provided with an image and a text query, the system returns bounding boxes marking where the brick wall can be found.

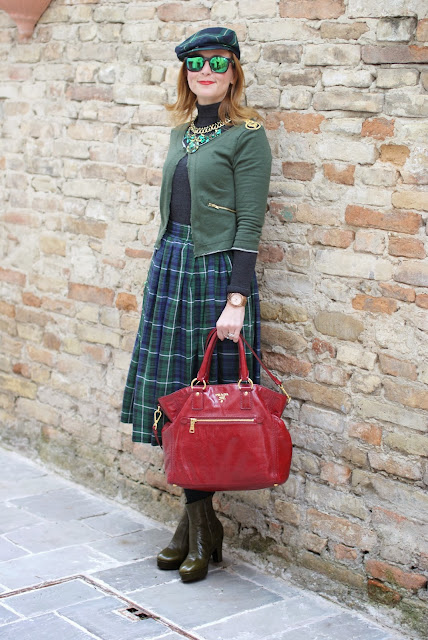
[0,1,427,636]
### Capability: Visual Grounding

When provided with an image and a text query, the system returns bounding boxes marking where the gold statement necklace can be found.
[183,117,231,154]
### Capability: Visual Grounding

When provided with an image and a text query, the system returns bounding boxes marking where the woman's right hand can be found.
[216,302,245,342]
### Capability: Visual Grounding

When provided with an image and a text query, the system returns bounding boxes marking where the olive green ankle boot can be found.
[179,496,223,583]
[157,511,189,570]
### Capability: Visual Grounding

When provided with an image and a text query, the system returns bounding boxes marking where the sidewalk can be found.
[0,446,407,640]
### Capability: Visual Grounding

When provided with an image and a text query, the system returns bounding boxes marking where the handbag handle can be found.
[203,329,291,401]
[196,329,249,384]
[240,334,290,400]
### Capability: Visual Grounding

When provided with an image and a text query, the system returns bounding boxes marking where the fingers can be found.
[215,326,234,341]
[215,325,226,341]
[216,328,225,341]
[216,327,239,342]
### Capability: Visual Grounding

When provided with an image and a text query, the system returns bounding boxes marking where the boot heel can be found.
[212,545,223,563]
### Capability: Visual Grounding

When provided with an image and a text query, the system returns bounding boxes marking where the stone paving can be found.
[0,447,408,640]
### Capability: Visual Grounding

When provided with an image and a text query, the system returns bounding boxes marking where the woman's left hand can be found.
[216,303,245,342]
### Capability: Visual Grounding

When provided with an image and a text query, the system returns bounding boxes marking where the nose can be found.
[200,59,211,73]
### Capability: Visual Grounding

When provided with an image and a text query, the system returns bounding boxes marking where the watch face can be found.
[230,293,242,305]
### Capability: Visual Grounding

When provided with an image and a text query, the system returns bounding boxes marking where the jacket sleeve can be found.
[231,124,272,253]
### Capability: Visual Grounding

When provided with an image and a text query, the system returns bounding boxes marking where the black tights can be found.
[184,489,214,504]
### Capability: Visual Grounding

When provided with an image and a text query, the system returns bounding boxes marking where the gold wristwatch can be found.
[227,292,247,307]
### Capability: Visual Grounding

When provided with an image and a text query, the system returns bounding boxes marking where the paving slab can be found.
[4,519,110,553]
[59,594,173,640]
[0,475,63,501]
[0,449,47,479]
[0,503,42,534]
[93,557,179,592]
[88,527,171,562]
[83,510,157,536]
[228,563,301,598]
[1,579,103,617]
[0,604,21,625]
[266,611,397,640]
[10,487,115,521]
[0,449,63,504]
[194,596,337,640]
[0,544,119,590]
[0,536,29,562]
[131,569,283,628]
[0,611,94,640]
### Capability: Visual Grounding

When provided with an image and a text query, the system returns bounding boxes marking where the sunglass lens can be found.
[210,56,229,73]
[186,57,204,71]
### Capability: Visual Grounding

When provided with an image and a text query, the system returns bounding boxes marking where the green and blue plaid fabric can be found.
[121,221,261,445]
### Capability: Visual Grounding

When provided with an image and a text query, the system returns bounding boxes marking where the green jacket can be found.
[154,121,272,257]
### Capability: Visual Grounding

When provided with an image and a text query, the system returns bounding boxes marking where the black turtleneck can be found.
[169,102,257,298]
[169,101,222,226]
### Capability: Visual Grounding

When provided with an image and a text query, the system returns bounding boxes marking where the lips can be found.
[199,81,215,85]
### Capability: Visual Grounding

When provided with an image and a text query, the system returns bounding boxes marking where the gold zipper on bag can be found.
[189,417,255,433]
[208,202,236,213]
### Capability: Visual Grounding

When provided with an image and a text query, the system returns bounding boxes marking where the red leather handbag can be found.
[153,329,292,491]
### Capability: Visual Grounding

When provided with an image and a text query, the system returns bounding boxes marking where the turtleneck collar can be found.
[194,101,222,127]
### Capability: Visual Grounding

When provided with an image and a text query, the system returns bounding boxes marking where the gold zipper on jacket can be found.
[208,202,236,213]
[189,417,255,433]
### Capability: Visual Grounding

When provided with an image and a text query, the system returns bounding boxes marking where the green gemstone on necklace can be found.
[186,139,199,153]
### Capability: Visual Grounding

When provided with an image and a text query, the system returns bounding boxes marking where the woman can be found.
[121,27,272,583]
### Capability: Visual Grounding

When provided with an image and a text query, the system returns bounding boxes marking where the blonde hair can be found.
[165,54,261,126]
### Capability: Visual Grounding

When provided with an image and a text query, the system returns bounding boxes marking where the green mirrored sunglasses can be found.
[185,55,234,73]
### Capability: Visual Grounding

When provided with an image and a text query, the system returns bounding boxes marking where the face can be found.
[186,48,235,105]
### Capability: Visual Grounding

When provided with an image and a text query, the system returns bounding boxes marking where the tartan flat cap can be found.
[175,27,240,61]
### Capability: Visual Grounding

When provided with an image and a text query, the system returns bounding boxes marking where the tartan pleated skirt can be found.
[121,221,261,445]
